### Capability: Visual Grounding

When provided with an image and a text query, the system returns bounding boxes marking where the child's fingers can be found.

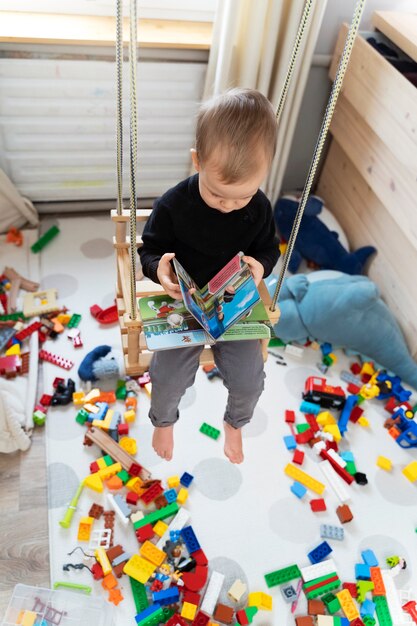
[225,286,235,294]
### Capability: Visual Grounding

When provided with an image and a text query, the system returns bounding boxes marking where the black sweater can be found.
[139,174,280,288]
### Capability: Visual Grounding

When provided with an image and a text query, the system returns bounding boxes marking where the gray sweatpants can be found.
[149,340,265,429]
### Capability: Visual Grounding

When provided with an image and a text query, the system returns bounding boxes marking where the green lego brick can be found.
[304,577,341,599]
[117,469,130,483]
[0,312,26,322]
[103,454,114,466]
[357,394,366,405]
[305,572,338,587]
[363,617,376,626]
[129,577,149,613]
[116,382,127,400]
[356,580,374,603]
[133,502,179,529]
[33,410,46,426]
[269,337,285,347]
[322,355,334,366]
[374,595,393,626]
[200,422,221,440]
[31,225,60,253]
[75,408,89,425]
[264,564,301,588]
[161,607,175,622]
[296,423,311,433]
[345,460,357,475]
[68,313,82,328]
[322,592,340,614]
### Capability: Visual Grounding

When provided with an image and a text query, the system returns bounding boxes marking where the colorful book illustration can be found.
[138,252,273,351]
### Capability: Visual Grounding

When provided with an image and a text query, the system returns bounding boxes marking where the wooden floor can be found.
[0,427,50,615]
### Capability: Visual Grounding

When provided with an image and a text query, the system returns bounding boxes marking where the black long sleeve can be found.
[139,174,280,289]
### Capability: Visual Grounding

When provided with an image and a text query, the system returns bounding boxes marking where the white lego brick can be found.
[313,441,326,455]
[201,570,225,615]
[285,344,304,358]
[300,558,338,583]
[317,616,335,625]
[106,493,130,526]
[156,506,190,549]
[327,448,347,468]
[89,528,112,550]
[130,510,144,524]
[381,570,412,626]
[318,460,350,503]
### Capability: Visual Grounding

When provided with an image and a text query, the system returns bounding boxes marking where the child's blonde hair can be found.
[195,88,277,183]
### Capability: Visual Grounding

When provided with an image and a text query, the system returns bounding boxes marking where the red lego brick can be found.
[213,604,234,624]
[191,611,210,626]
[350,619,365,626]
[182,566,208,592]
[52,377,65,388]
[140,481,164,505]
[14,321,42,342]
[135,523,154,543]
[350,363,361,375]
[126,491,139,505]
[40,394,53,406]
[91,562,104,580]
[361,373,372,383]
[236,609,249,625]
[285,410,296,423]
[347,383,361,394]
[336,504,353,524]
[325,440,338,452]
[182,591,201,606]
[118,423,129,436]
[90,304,102,318]
[384,397,398,413]
[342,582,358,598]
[307,599,326,615]
[310,498,326,512]
[90,461,100,473]
[192,549,208,566]
[39,349,74,370]
[166,616,188,626]
[154,494,169,509]
[295,428,314,444]
[349,406,364,423]
[304,413,320,433]
[320,449,354,485]
[292,449,305,465]
[128,462,143,477]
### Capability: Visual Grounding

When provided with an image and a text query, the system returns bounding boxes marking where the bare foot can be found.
[223,421,244,464]
[152,426,174,461]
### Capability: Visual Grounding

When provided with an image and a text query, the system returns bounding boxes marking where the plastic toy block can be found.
[191,611,210,626]
[124,554,156,583]
[228,579,247,602]
[300,400,320,415]
[117,469,130,484]
[320,524,344,541]
[201,571,225,615]
[193,548,208,566]
[136,523,154,543]
[33,409,47,426]
[17,610,37,626]
[120,437,137,454]
[290,481,307,499]
[98,462,122,481]
[167,475,180,488]
[402,460,417,482]
[356,581,374,603]
[181,525,201,554]
[360,599,375,618]
[164,488,178,504]
[182,565,208,592]
[135,605,164,626]
[213,604,234,624]
[126,491,139,506]
[31,225,59,252]
[402,601,417,623]
[284,434,297,450]
[336,504,353,524]
[376,456,392,471]
[124,409,136,423]
[369,567,385,596]
[284,463,325,495]
[140,481,163,505]
[336,589,359,621]
[301,559,338,583]
[285,409,296,423]
[308,599,326,614]
[140,540,166,566]
[184,591,201,606]
[181,602,198,621]
[77,516,94,541]
[83,473,104,493]
[304,575,341,599]
[295,618,314,626]
[247,591,272,611]
[200,422,221,440]
[374,595,393,626]
[152,520,168,537]
[166,617,188,626]
[106,475,123,490]
[292,449,305,465]
[316,618,334,626]
[107,493,131,525]
[95,547,112,575]
[361,550,378,567]
[322,592,340,614]
[355,564,371,580]
[39,349,74,370]
[350,619,365,626]
[152,586,180,606]
[281,584,297,603]
[310,498,326,512]
[264,564,301,588]
[342,582,357,598]
[101,572,117,590]
[308,541,332,564]
[177,487,189,505]
[362,618,376,626]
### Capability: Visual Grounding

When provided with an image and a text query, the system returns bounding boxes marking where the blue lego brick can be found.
[320,524,344,541]
[109,410,122,430]
[321,342,332,355]
[181,526,200,554]
[164,488,178,503]
[180,472,194,487]
[284,435,297,450]
[355,563,371,580]
[300,400,320,415]
[94,402,109,421]
[361,598,376,617]
[361,549,378,567]
[134,605,161,624]
[280,584,297,603]
[340,451,354,462]
[152,586,180,606]
[307,541,333,564]
[290,481,307,499]
[338,395,358,435]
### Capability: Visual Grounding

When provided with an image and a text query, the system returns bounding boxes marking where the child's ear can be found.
[190,149,200,172]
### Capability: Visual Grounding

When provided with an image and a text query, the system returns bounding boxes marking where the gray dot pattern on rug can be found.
[357,534,412,585]
[47,462,81,509]
[243,407,268,438]
[80,238,113,259]
[269,497,318,543]
[283,366,318,400]
[193,458,242,500]
[208,557,248,610]
[41,274,79,298]
[374,469,417,506]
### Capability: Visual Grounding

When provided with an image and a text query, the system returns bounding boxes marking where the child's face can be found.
[191,149,269,213]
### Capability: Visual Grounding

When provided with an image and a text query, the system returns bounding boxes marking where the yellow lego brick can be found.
[177,487,188,505]
[144,382,152,396]
[127,476,144,494]
[376,456,392,471]
[6,344,20,356]
[328,352,337,363]
[181,602,197,620]
[153,521,168,537]
[140,540,166,567]
[96,457,108,470]
[95,547,112,575]
[284,463,326,495]
[123,554,156,583]
[93,409,113,431]
[84,403,100,414]
[83,473,103,493]
[84,388,101,403]
[124,409,136,423]
[120,437,137,455]
[77,516,94,542]
[18,611,37,626]
[56,313,71,325]
[402,460,417,482]
[167,475,180,488]
[323,424,342,442]
[248,591,273,610]
[336,589,359,621]
[97,462,122,481]
[360,362,375,376]
[357,416,370,427]
[72,391,85,405]
[317,411,336,426]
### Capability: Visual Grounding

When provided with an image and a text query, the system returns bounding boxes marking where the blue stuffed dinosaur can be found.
[267,271,417,391]
[274,195,377,274]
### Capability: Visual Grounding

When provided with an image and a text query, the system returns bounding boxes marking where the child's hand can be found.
[242,255,264,286]
[157,253,182,300]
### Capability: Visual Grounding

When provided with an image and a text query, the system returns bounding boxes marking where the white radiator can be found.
[0,57,206,203]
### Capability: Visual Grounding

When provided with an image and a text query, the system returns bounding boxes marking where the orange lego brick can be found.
[102,573,118,590]
[140,540,166,567]
[370,567,386,596]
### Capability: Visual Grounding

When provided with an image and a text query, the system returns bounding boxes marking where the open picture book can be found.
[138,252,274,351]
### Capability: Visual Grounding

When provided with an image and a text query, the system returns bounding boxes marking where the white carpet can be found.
[38,215,417,626]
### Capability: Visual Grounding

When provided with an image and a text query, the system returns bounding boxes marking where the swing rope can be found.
[115,0,123,216]
[128,0,138,321]
[270,0,367,312]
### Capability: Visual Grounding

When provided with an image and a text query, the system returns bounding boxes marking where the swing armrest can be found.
[258,280,280,326]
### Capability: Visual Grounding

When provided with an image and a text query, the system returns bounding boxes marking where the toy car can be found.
[303,376,346,409]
